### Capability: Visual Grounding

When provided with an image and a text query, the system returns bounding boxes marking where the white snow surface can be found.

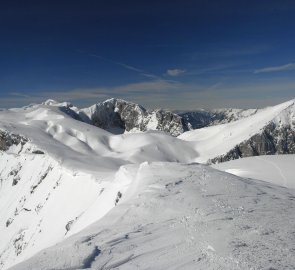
[178,99,295,162]
[0,102,197,269]
[10,162,295,270]
[0,99,294,269]
[212,154,295,189]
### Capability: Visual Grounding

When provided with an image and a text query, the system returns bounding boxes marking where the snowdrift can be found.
[0,99,294,269]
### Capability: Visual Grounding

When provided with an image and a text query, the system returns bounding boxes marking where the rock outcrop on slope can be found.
[210,123,295,163]
[209,101,295,163]
[0,131,28,152]
[47,98,295,163]
[0,98,295,269]
[77,99,260,136]
[78,98,185,136]
[0,99,199,269]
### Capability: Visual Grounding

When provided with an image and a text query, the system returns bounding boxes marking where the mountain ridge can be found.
[0,98,294,269]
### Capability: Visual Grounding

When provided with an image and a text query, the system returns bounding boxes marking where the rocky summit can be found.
[78,98,185,136]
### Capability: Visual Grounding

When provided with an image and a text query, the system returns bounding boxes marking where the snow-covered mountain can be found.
[76,98,260,136]
[179,99,295,163]
[0,98,294,269]
[179,108,258,130]
[0,101,197,269]
[78,98,185,136]
[74,99,295,163]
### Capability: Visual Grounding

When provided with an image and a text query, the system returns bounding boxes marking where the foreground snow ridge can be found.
[10,163,295,270]
[0,98,294,269]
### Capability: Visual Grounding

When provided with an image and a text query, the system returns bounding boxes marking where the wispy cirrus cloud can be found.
[2,79,186,108]
[254,63,295,74]
[166,69,186,77]
[79,51,161,80]
[3,77,294,110]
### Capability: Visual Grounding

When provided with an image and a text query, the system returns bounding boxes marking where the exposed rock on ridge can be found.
[180,108,258,130]
[210,123,295,163]
[78,98,185,136]
[209,101,295,163]
[0,131,28,152]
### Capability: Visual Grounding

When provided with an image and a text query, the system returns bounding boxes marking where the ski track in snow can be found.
[256,156,288,187]
[213,154,295,189]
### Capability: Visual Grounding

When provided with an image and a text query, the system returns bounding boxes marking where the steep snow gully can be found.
[0,98,294,269]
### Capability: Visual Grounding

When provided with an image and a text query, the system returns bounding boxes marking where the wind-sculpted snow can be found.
[0,102,198,269]
[0,102,198,173]
[0,147,127,269]
[10,163,295,270]
[0,99,295,269]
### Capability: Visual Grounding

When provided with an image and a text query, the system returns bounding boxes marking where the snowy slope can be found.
[212,154,295,189]
[0,99,295,269]
[0,101,197,173]
[10,162,295,270]
[179,99,295,163]
[0,101,198,269]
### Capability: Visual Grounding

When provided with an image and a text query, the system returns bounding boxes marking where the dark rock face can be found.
[0,131,28,152]
[153,110,184,136]
[78,99,258,136]
[180,111,224,130]
[78,99,126,134]
[58,106,82,121]
[114,99,146,132]
[210,123,295,164]
[179,108,257,130]
[79,99,185,136]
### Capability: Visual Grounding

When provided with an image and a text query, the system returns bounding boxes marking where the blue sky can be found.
[1,0,295,109]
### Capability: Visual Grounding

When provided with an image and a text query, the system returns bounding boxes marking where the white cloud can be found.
[166,69,186,77]
[254,63,295,74]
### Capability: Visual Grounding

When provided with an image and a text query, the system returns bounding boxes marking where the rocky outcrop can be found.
[209,122,295,164]
[0,131,28,152]
[78,99,126,133]
[77,99,258,136]
[78,99,185,136]
[179,108,258,130]
[150,109,184,136]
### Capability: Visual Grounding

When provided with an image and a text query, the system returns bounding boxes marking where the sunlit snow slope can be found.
[0,99,294,270]
[10,163,295,270]
[0,101,197,269]
[179,99,295,163]
[212,154,295,189]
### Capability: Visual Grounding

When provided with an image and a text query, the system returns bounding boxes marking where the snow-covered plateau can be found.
[0,98,294,269]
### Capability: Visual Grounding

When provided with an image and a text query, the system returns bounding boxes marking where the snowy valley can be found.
[0,98,294,270]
